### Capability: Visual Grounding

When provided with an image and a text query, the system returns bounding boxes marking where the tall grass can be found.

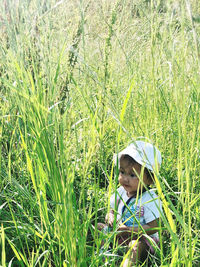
[0,0,200,266]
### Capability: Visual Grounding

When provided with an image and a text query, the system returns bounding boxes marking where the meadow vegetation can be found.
[0,0,200,266]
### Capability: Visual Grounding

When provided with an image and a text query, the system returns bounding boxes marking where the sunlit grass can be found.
[0,0,200,266]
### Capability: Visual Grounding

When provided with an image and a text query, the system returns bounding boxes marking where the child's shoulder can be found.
[111,186,127,198]
[116,186,126,195]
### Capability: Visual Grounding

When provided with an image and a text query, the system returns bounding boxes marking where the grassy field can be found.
[0,0,200,266]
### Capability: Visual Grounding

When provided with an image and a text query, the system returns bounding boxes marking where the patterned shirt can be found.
[110,186,162,238]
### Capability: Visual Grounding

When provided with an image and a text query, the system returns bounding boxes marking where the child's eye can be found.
[130,174,136,178]
[119,170,124,174]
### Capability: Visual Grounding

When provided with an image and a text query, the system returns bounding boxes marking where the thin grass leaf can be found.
[1,224,6,267]
[6,238,25,266]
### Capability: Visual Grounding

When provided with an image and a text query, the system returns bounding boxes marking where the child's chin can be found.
[123,185,130,190]
[123,185,132,191]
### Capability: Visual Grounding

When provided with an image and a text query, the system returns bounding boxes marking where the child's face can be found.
[118,156,152,197]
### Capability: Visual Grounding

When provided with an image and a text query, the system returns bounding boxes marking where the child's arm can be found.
[105,209,115,227]
[117,219,159,239]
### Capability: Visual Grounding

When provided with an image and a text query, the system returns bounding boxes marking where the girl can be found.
[98,141,163,266]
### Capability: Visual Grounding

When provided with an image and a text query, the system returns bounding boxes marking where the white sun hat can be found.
[115,140,162,172]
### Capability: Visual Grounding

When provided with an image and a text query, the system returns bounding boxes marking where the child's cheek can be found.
[118,176,122,184]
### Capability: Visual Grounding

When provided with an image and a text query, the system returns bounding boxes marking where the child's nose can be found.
[120,173,128,183]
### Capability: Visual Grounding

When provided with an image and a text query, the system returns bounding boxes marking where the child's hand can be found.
[118,225,130,232]
[105,210,114,227]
